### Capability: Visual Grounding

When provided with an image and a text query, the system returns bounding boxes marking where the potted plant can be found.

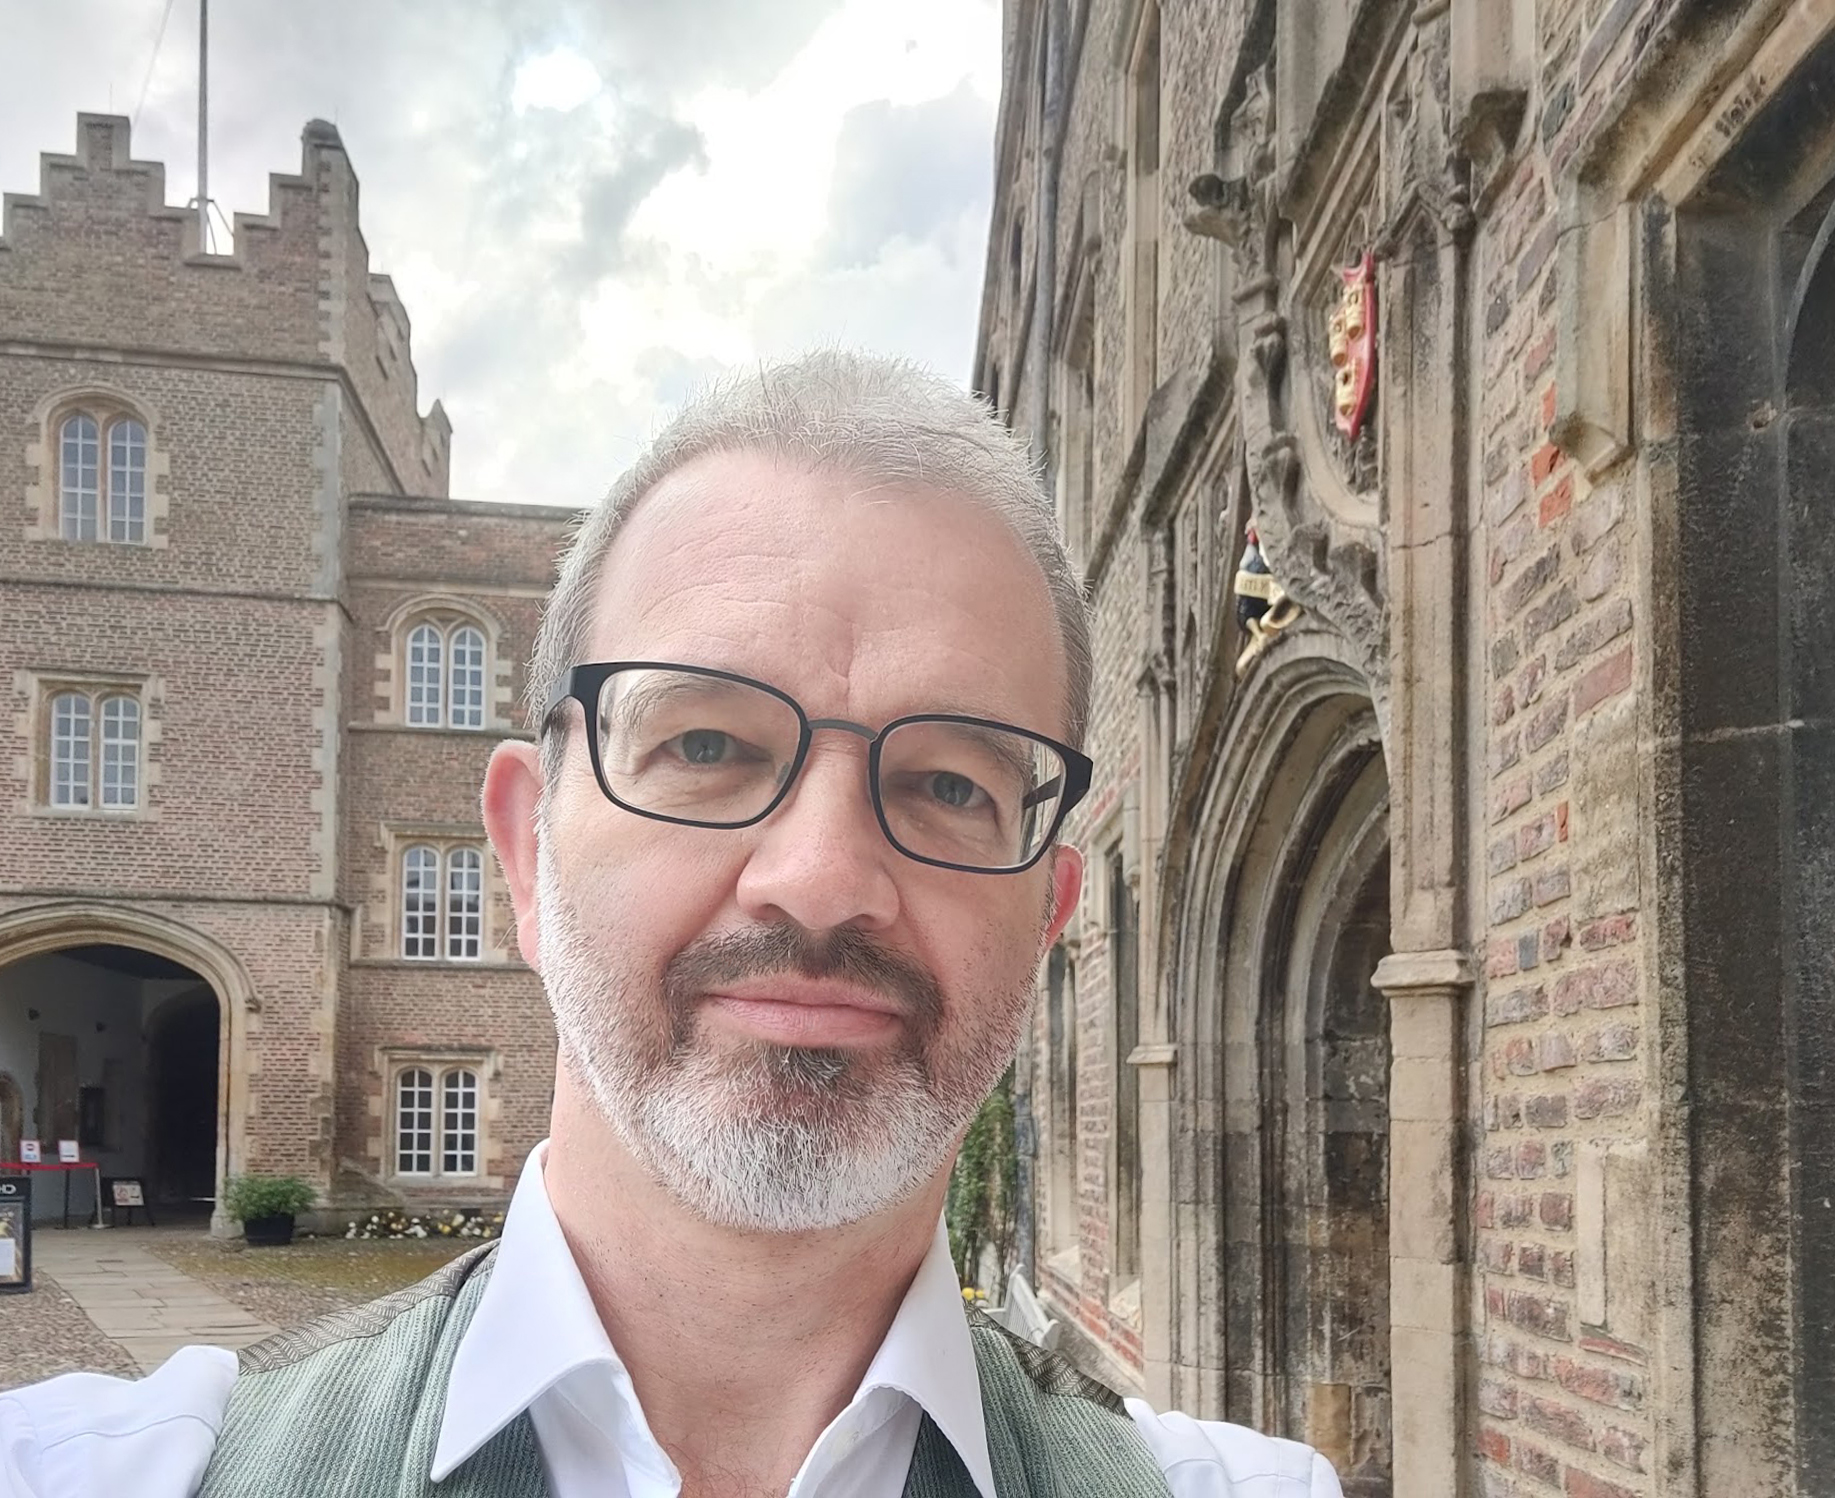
[223,1173,316,1246]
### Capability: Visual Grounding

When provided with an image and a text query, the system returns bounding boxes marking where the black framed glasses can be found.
[543,661,1093,874]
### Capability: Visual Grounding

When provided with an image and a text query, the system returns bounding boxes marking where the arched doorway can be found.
[1266,750,1391,1495]
[0,904,247,1228]
[1165,662,1392,1493]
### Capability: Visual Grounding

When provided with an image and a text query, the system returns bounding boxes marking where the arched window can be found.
[441,1069,478,1174]
[59,414,99,541]
[401,843,485,961]
[402,846,440,959]
[57,408,149,544]
[406,624,444,726]
[446,847,483,960]
[449,626,486,729]
[99,695,141,808]
[50,692,92,807]
[402,616,490,729]
[108,419,147,543]
[393,1063,480,1178]
[44,685,142,811]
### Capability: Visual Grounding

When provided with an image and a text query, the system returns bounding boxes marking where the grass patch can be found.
[149,1234,477,1303]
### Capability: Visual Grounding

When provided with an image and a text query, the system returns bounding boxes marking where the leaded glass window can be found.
[59,414,99,541]
[441,1070,478,1175]
[50,692,91,807]
[402,846,440,959]
[395,1068,434,1175]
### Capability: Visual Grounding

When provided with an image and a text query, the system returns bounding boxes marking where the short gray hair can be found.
[530,350,1092,784]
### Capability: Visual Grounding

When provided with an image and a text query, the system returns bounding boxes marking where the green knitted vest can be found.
[195,1242,1171,1497]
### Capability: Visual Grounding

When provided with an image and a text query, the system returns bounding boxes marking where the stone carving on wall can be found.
[1233,524,1302,677]
[1378,3,1475,251]
[1186,60,1388,699]
[1185,7,1476,713]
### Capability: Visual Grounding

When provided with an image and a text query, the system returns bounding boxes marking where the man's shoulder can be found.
[0,1347,238,1498]
[961,1312,1340,1496]
[1123,1401,1344,1498]
[232,1239,496,1377]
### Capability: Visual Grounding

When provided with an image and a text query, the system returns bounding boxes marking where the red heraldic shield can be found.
[1328,251,1377,441]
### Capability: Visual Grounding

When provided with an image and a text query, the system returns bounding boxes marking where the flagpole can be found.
[197,0,209,250]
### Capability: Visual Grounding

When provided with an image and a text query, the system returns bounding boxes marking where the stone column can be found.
[1371,947,1472,1498]
[1128,1040,1178,1407]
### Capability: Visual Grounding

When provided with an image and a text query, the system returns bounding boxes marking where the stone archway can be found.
[0,903,251,1230]
[1268,753,1392,1495]
[1159,642,1392,1492]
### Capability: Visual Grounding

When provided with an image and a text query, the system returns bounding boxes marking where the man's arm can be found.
[1,1347,236,1498]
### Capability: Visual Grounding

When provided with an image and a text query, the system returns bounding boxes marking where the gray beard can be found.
[534,840,1025,1232]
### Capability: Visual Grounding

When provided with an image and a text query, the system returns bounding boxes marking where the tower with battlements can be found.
[0,115,571,1231]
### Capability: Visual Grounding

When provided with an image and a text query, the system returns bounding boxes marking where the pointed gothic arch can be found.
[1157,634,1393,1491]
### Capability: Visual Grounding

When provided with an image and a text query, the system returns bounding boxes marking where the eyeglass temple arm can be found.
[542,679,584,731]
[1020,775,1064,811]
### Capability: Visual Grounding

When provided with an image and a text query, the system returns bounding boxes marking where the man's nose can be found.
[734,741,900,933]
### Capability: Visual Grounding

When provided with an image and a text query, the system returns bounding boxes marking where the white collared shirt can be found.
[1,1145,1341,1498]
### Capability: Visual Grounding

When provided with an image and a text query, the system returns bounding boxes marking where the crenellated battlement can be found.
[2,113,326,281]
[0,114,450,496]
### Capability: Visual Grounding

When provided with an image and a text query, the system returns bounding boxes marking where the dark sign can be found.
[0,1174,30,1293]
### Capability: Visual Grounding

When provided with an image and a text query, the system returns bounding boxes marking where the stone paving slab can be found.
[29,1228,279,1375]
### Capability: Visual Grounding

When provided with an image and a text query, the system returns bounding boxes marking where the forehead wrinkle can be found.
[591,450,1065,732]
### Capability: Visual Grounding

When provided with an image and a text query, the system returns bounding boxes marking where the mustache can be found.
[662,924,945,1040]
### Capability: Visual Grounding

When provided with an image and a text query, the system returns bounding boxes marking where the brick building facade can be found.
[978,2,1835,1494]
[0,116,572,1230]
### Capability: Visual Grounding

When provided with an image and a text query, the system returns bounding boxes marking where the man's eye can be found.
[674,729,735,764]
[927,771,986,809]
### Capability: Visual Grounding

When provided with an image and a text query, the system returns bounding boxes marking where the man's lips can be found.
[699,978,904,1047]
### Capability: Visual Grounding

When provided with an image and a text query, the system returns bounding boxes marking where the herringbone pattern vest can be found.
[196,1242,1171,1497]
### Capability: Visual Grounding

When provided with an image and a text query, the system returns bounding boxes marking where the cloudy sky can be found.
[2,0,1003,504]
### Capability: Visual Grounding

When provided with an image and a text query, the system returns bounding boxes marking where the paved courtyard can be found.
[1,1226,472,1391]
[19,1228,279,1376]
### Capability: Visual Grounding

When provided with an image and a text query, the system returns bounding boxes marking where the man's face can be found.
[522,449,1082,1232]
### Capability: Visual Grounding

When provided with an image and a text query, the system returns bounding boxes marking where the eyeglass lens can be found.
[592,667,1068,870]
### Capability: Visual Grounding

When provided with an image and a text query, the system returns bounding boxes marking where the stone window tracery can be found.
[40,683,143,811]
[55,404,149,543]
[391,1062,480,1178]
[400,615,491,730]
[26,389,170,548]
[400,842,485,961]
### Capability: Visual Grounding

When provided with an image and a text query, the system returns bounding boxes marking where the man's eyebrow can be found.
[917,720,1042,786]
[603,673,754,732]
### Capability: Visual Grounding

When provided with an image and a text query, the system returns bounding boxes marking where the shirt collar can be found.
[431,1141,996,1498]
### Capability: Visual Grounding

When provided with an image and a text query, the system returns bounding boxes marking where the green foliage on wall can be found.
[946,1066,1018,1290]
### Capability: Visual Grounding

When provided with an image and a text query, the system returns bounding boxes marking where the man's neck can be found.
[542,1074,947,1497]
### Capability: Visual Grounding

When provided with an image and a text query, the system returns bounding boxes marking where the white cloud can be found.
[510,48,603,115]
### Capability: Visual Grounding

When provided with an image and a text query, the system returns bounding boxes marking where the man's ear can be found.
[1041,844,1083,951]
[482,740,545,973]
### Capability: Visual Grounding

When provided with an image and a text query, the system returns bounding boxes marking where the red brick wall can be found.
[0,116,323,360]
[1472,3,1663,1493]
